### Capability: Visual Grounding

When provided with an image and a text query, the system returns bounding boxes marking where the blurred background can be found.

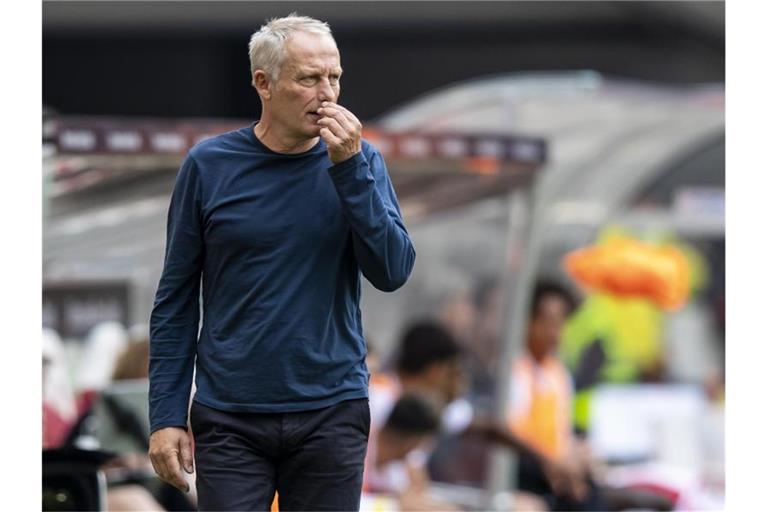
[42,1,724,511]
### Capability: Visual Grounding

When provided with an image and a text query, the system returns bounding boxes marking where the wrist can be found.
[330,148,361,165]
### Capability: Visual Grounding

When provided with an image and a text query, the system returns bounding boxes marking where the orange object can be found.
[463,156,500,175]
[360,127,382,145]
[563,237,691,311]
[508,355,572,460]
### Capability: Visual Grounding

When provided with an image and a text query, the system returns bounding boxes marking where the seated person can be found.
[364,393,463,511]
[364,393,440,494]
[509,279,672,512]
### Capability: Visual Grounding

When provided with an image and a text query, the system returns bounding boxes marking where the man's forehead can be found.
[285,32,339,57]
[284,56,342,74]
[281,32,341,74]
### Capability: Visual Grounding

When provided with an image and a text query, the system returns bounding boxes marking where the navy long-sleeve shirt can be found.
[149,124,415,433]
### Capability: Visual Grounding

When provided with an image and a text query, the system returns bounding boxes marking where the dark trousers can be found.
[516,452,604,512]
[190,398,370,511]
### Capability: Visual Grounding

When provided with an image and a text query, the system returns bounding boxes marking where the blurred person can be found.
[65,320,132,431]
[112,336,150,381]
[43,354,70,449]
[44,329,171,512]
[84,332,192,511]
[364,393,542,511]
[104,336,189,512]
[365,332,390,379]
[509,280,578,464]
[366,334,401,425]
[508,279,596,510]
[105,486,165,512]
[148,13,415,511]
[364,393,480,512]
[76,321,130,401]
[509,279,673,512]
[128,323,150,343]
[437,285,498,407]
[108,348,199,512]
[363,394,443,501]
[467,277,506,402]
[370,320,583,509]
[42,328,77,448]
[472,277,504,362]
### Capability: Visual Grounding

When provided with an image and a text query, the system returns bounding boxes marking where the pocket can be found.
[358,399,371,437]
[190,400,213,432]
[189,400,200,431]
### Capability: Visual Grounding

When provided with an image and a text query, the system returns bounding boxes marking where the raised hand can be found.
[317,101,362,164]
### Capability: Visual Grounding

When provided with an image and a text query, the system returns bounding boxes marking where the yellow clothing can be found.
[508,355,573,460]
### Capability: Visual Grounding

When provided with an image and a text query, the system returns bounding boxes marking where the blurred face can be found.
[263,31,342,140]
[431,358,467,403]
[527,295,569,362]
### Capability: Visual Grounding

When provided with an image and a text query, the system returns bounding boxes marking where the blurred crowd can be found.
[42,274,724,511]
[43,322,194,511]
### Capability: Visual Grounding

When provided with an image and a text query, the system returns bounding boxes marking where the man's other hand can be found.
[542,456,588,502]
[317,102,362,164]
[148,426,194,493]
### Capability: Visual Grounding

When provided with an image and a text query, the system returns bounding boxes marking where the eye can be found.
[299,76,317,86]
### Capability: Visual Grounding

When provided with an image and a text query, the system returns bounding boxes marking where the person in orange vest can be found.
[509,280,578,463]
[509,279,673,512]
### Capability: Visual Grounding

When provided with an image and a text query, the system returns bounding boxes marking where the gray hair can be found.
[248,13,334,87]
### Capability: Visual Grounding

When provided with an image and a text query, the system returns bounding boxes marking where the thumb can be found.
[179,432,194,474]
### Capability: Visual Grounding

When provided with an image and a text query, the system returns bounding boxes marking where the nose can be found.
[317,78,335,102]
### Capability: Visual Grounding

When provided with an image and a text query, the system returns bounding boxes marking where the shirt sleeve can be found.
[148,155,204,433]
[327,148,416,292]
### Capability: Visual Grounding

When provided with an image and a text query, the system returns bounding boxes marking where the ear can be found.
[252,70,271,101]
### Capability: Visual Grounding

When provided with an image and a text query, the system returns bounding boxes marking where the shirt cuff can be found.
[327,151,367,180]
[149,422,189,435]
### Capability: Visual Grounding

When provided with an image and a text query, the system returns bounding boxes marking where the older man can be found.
[148,14,415,511]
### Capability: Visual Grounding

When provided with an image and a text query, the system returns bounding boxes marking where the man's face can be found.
[266,31,342,140]
[430,358,466,403]
[527,295,569,361]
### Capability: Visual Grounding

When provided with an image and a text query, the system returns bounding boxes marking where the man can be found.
[508,280,597,510]
[148,14,415,511]
[509,280,578,463]
[509,279,672,511]
[363,393,466,512]
[363,393,440,494]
